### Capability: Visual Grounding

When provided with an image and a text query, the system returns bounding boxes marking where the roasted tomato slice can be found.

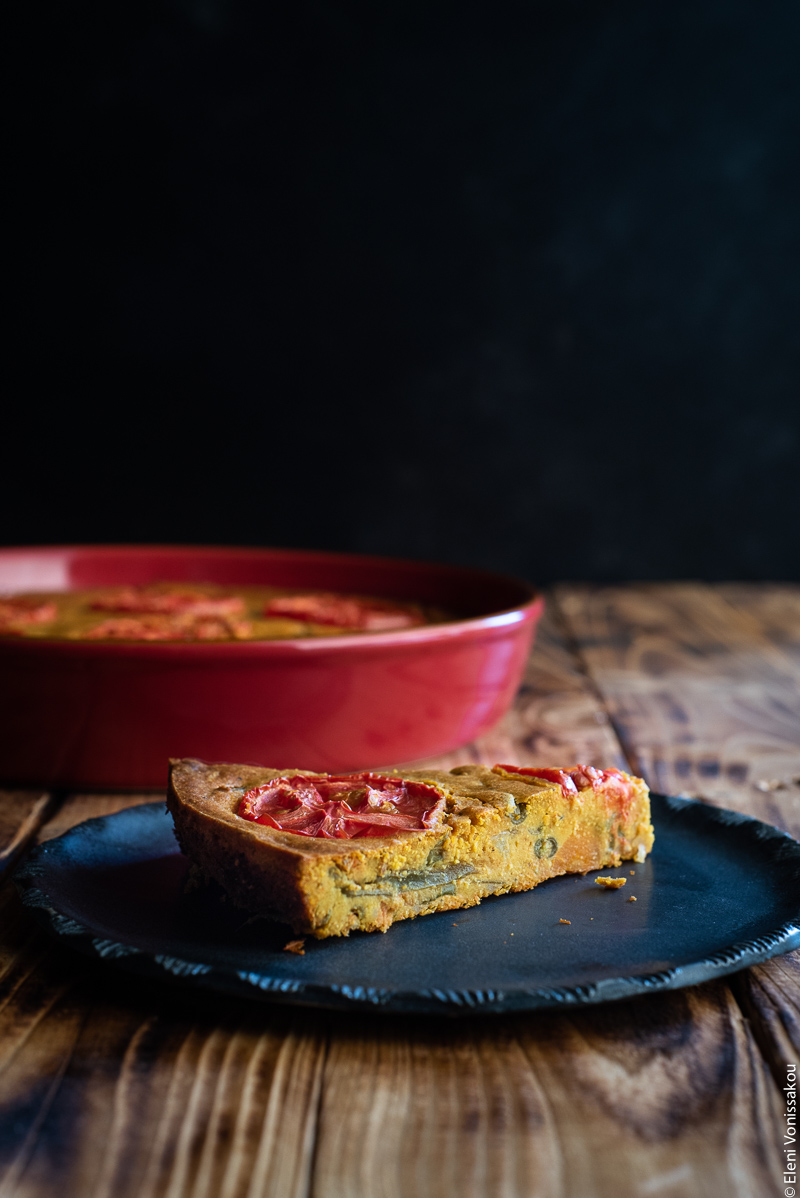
[0,598,58,634]
[80,614,252,640]
[81,616,181,641]
[494,763,633,800]
[239,772,445,839]
[91,586,245,617]
[263,593,422,631]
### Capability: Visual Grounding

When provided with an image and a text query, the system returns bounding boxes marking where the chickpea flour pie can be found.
[0,583,436,642]
[167,759,655,938]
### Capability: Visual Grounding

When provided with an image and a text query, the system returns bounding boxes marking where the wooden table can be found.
[2,583,799,1198]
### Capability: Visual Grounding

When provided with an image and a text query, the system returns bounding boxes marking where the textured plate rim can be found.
[12,794,800,1016]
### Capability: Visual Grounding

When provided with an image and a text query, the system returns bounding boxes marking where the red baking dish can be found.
[0,546,543,789]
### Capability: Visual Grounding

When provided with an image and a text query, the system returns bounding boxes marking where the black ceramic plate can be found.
[13,795,800,1015]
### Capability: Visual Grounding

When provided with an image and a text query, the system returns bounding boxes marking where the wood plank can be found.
[553,582,800,1121]
[0,793,58,880]
[553,582,800,838]
[0,887,327,1198]
[734,952,800,1083]
[518,984,785,1198]
[312,1014,562,1198]
[312,983,785,1198]
[714,582,800,1082]
[719,583,800,670]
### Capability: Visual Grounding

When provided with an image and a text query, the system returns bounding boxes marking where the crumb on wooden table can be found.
[595,876,626,889]
[283,939,306,955]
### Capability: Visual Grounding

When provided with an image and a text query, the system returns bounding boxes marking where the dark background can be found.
[8,0,800,583]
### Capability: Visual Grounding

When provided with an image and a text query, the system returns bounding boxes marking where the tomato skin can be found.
[80,614,252,641]
[239,772,445,839]
[91,587,245,616]
[508,766,579,795]
[0,598,57,635]
[263,593,422,631]
[81,617,177,641]
[493,763,633,801]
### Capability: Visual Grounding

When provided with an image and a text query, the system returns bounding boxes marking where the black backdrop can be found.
[8,0,800,583]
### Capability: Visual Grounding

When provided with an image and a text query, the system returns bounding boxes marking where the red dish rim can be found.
[0,544,543,659]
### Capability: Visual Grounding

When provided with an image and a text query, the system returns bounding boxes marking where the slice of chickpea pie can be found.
[167,759,654,938]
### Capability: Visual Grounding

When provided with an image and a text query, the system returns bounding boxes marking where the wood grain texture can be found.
[553,582,800,1127]
[0,887,326,1198]
[311,985,785,1198]
[734,952,800,1084]
[518,984,785,1198]
[719,584,800,670]
[311,1014,563,1198]
[553,583,800,838]
[0,794,57,880]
